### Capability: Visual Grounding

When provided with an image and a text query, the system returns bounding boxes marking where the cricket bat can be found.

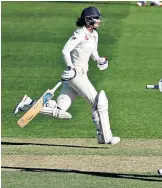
[17,81,62,128]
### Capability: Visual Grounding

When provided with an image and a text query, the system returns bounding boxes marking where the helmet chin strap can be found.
[86,25,94,32]
[93,23,99,29]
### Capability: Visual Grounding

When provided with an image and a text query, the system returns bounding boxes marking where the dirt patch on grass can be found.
[2,155,162,173]
[2,138,162,173]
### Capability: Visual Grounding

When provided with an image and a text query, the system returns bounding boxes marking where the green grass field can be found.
[1,1,162,188]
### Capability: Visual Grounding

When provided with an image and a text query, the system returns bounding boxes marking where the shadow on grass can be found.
[2,166,162,182]
[1,141,109,149]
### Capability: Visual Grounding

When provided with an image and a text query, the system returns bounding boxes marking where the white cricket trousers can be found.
[56,73,97,111]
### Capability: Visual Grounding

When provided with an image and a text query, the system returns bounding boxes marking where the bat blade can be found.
[17,89,53,127]
[17,81,62,128]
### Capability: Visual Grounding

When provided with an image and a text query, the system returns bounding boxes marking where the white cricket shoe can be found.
[109,137,120,145]
[14,95,33,114]
[158,168,162,175]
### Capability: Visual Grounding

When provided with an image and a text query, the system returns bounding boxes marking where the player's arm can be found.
[61,30,84,81]
[90,34,108,71]
[91,49,109,71]
[62,30,83,68]
[91,49,100,62]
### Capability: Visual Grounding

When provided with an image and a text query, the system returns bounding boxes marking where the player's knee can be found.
[97,90,108,111]
[56,94,72,112]
[93,90,108,110]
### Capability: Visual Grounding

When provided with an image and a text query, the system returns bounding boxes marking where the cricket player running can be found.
[14,7,120,145]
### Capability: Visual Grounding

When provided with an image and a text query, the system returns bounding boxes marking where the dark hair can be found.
[76,17,85,27]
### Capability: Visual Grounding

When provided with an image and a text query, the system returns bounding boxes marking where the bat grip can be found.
[51,81,62,93]
[51,78,69,94]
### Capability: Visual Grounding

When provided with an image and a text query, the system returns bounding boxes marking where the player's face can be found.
[93,18,101,29]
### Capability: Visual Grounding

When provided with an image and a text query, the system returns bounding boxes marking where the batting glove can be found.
[97,57,108,71]
[61,66,77,81]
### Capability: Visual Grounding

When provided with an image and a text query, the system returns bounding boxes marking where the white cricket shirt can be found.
[62,26,100,73]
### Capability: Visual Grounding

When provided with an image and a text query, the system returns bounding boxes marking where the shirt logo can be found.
[71,36,77,40]
[85,36,89,40]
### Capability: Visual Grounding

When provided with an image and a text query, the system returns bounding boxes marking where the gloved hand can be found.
[97,57,108,70]
[61,66,76,81]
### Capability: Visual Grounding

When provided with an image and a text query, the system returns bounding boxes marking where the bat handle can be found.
[51,81,62,93]
[51,78,70,94]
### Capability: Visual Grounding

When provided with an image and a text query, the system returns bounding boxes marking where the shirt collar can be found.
[83,26,94,36]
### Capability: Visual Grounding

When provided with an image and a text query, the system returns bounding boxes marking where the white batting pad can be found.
[96,90,112,143]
